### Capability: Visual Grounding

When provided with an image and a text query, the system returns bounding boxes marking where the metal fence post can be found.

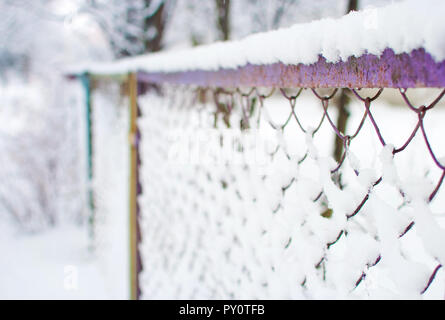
[128,72,142,300]
[80,73,95,245]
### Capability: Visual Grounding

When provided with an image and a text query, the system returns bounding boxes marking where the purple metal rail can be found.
[137,48,445,88]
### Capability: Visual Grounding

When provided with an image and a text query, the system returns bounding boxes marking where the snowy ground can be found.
[0,81,129,300]
[0,81,113,300]
[0,222,112,299]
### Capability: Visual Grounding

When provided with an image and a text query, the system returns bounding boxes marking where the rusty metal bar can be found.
[137,48,445,88]
[128,72,142,300]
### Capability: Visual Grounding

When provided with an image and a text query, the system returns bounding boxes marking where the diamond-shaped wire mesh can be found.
[125,84,445,299]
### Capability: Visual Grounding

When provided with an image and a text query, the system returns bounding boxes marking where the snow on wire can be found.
[131,84,445,299]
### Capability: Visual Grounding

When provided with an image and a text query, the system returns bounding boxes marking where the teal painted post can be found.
[80,73,95,244]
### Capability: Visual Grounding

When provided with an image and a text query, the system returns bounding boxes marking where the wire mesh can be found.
[136,84,445,299]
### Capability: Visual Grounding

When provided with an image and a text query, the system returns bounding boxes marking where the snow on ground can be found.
[0,222,110,299]
[0,80,129,300]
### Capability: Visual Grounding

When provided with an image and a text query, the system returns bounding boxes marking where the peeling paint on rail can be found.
[137,48,445,88]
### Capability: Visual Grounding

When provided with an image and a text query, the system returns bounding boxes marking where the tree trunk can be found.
[347,0,358,12]
[333,90,350,163]
[333,0,358,185]
[215,0,231,41]
[144,1,166,53]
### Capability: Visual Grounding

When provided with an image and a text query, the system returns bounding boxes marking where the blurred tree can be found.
[333,0,358,188]
[0,0,93,230]
[231,0,346,39]
[164,0,349,47]
[215,0,231,41]
[85,0,176,58]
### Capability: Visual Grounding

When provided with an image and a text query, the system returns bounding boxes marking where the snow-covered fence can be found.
[134,85,445,300]
[67,0,445,299]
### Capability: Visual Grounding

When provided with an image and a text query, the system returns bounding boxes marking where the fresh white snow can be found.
[0,81,130,300]
[68,0,445,76]
[0,222,110,300]
[4,0,445,300]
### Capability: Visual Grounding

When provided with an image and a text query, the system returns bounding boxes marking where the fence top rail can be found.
[66,0,445,88]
